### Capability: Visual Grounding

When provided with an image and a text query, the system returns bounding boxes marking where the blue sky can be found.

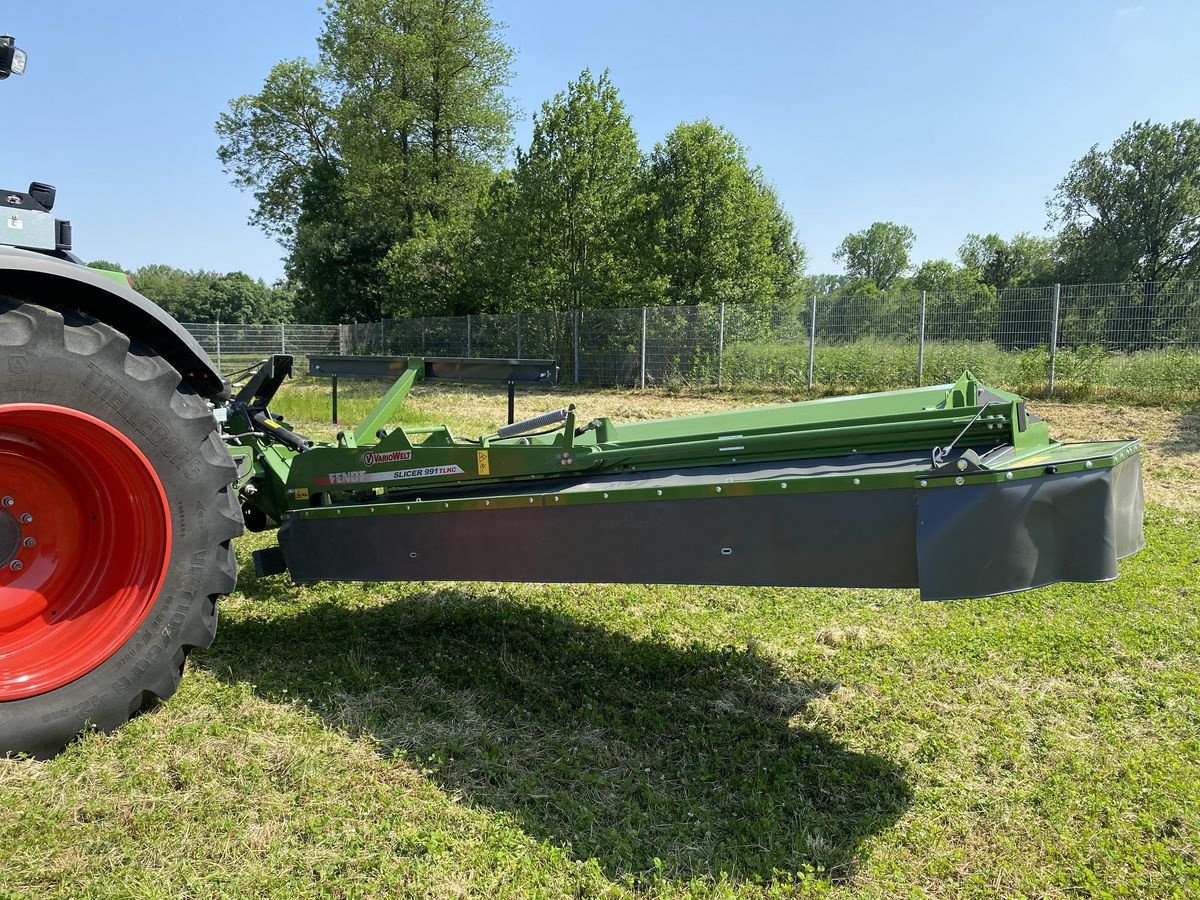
[4,1,1197,283]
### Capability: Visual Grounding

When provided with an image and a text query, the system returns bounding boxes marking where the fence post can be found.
[466,314,472,358]
[917,290,927,386]
[1048,283,1061,397]
[516,312,522,359]
[640,306,648,389]
[717,302,726,389]
[279,322,285,354]
[214,320,222,372]
[573,310,581,383]
[807,295,817,391]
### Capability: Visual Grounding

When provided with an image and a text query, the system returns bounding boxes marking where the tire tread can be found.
[0,297,244,756]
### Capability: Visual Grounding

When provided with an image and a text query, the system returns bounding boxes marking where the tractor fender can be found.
[0,246,228,399]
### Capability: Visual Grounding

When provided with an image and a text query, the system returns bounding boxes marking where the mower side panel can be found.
[0,246,227,399]
[277,454,1143,601]
[916,454,1145,600]
[278,487,920,589]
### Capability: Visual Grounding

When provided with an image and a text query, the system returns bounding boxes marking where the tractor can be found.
[0,37,1145,757]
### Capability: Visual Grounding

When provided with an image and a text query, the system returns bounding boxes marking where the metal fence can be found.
[183,280,1200,403]
[183,322,344,375]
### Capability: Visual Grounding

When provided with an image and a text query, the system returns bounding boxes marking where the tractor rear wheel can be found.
[0,298,242,757]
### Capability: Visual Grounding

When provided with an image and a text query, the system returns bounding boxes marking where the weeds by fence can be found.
[183,280,1200,404]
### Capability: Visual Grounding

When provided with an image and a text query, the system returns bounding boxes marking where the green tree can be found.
[910,259,998,340]
[321,0,514,230]
[86,259,125,272]
[381,209,476,317]
[912,259,984,294]
[1050,119,1200,284]
[1050,119,1200,346]
[459,172,519,310]
[958,232,1056,290]
[760,182,806,302]
[801,273,857,296]
[288,159,398,323]
[833,222,915,289]
[646,119,804,306]
[130,264,294,324]
[216,58,337,241]
[217,0,515,320]
[819,277,884,340]
[130,264,194,318]
[473,69,646,316]
[197,272,275,323]
[263,280,299,322]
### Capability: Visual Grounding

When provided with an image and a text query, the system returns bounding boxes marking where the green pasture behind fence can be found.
[183,280,1200,404]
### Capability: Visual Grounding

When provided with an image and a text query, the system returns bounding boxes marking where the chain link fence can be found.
[183,280,1200,403]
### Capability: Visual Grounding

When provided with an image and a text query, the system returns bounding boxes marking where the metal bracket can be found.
[234,354,294,406]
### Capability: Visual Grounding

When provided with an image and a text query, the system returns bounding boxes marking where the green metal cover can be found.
[233,367,1145,598]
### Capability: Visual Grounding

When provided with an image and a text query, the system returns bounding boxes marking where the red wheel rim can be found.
[0,404,172,700]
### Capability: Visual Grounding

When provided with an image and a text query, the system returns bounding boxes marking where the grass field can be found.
[723,338,1200,405]
[210,335,1200,407]
[2,379,1199,898]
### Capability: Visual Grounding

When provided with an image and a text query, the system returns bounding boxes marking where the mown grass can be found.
[2,382,1199,898]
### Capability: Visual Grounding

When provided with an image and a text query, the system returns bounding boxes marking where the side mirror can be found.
[0,35,27,80]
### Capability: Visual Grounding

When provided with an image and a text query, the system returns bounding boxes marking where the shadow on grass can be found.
[204,584,910,884]
[1165,402,1200,456]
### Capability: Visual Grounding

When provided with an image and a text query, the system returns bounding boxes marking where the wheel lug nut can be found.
[19,513,32,524]
[2,497,12,507]
[9,560,22,571]
[23,537,35,548]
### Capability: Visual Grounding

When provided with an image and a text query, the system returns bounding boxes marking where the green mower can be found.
[0,37,1144,757]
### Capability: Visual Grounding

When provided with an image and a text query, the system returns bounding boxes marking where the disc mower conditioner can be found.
[0,35,1145,757]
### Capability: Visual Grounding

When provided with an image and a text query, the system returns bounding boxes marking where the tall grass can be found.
[215,340,1200,407]
[721,337,1200,403]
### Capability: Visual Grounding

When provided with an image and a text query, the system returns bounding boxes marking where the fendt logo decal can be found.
[314,464,465,487]
[362,449,413,466]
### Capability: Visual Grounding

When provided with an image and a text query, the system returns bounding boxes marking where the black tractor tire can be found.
[0,297,242,757]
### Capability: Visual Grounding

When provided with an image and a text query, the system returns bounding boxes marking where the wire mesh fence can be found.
[182,280,1200,403]
[182,322,343,376]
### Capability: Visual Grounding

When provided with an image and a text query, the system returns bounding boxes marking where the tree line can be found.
[214,0,804,326]
[86,262,296,324]
[206,0,1199,329]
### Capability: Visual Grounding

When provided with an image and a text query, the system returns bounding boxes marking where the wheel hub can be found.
[0,507,18,568]
[0,404,172,700]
